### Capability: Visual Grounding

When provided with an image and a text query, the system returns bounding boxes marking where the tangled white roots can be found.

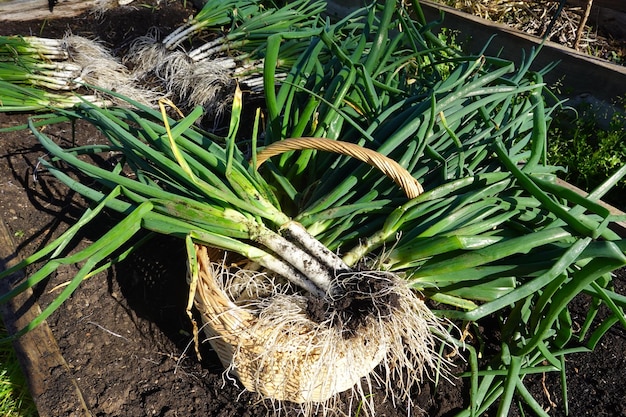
[62,35,162,106]
[192,245,449,416]
[124,35,237,117]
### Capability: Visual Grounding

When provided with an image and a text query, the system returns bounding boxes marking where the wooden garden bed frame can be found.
[419,0,626,103]
[0,0,97,22]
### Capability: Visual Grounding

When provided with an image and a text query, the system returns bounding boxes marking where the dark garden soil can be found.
[0,2,625,417]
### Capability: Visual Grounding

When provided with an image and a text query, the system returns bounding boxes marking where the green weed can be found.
[0,322,37,417]
[548,97,626,208]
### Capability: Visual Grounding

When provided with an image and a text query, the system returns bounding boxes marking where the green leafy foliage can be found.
[548,97,626,207]
[0,322,37,417]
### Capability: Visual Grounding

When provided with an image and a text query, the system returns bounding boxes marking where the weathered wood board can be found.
[0,220,93,417]
[0,0,96,21]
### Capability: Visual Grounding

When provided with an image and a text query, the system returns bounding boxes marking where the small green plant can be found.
[548,97,626,208]
[0,322,37,417]
[609,50,624,65]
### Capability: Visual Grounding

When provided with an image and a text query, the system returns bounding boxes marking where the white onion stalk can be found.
[251,224,338,295]
[162,0,260,50]
[124,0,323,113]
[186,38,227,62]
[280,221,350,273]
[184,202,338,296]
[11,36,70,60]
[0,80,111,112]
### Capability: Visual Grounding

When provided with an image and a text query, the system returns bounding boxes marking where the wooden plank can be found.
[0,220,93,417]
[420,0,626,102]
[555,179,626,236]
[0,0,96,22]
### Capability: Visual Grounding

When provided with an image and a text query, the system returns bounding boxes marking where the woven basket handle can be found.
[254,137,423,199]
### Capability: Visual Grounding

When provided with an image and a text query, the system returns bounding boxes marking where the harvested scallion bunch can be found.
[0,36,69,60]
[126,0,327,114]
[0,80,109,112]
[125,0,259,77]
[0,35,159,111]
[0,60,82,90]
[161,0,261,50]
[0,88,447,413]
[186,0,326,62]
[255,1,626,416]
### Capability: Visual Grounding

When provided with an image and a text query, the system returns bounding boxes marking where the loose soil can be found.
[0,2,625,417]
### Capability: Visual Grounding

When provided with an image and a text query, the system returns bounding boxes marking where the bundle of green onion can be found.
[0,35,158,112]
[125,0,328,114]
[1,0,626,415]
